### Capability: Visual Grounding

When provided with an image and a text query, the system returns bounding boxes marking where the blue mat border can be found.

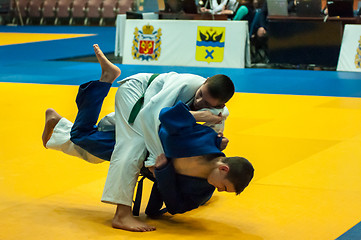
[336,221,361,240]
[0,26,116,62]
[1,60,361,97]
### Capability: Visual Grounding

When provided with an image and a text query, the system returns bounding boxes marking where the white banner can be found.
[114,14,126,57]
[337,24,361,72]
[121,19,250,68]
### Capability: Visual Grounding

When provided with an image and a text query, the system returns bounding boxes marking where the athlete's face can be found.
[207,165,236,193]
[192,82,225,111]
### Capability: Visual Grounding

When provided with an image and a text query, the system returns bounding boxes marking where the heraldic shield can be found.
[196,26,226,63]
[132,24,162,61]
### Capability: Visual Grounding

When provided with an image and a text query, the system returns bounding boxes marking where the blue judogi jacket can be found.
[70,81,224,216]
[145,101,225,216]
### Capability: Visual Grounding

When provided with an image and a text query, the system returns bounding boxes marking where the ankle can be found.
[114,204,132,219]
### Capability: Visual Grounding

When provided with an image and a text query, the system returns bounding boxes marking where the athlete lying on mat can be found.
[42,44,254,232]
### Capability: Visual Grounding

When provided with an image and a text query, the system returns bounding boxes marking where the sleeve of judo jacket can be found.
[159,101,195,135]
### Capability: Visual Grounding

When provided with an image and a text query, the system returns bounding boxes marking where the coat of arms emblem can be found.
[195,26,225,63]
[132,24,162,61]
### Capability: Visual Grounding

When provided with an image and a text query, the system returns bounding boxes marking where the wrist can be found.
[155,161,169,170]
[190,111,202,121]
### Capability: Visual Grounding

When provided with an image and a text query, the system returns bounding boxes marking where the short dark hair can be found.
[206,74,235,103]
[222,157,254,195]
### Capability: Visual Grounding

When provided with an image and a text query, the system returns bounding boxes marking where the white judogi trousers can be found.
[101,78,148,206]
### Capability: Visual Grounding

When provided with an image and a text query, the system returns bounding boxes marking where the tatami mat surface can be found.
[0,83,360,239]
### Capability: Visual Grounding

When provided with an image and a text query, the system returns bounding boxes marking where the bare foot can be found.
[42,108,62,148]
[93,44,121,84]
[112,204,156,232]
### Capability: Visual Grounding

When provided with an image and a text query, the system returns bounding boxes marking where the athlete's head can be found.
[207,156,254,195]
[192,74,235,110]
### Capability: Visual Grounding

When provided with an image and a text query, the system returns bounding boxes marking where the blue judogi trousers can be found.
[70,80,115,161]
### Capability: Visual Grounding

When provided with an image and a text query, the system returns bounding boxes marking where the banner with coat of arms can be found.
[337,24,361,72]
[121,19,250,68]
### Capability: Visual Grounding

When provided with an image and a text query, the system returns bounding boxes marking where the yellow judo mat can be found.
[0,33,96,46]
[1,81,360,239]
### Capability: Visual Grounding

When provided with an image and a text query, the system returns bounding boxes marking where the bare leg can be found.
[112,204,156,232]
[93,44,121,84]
[42,108,62,148]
